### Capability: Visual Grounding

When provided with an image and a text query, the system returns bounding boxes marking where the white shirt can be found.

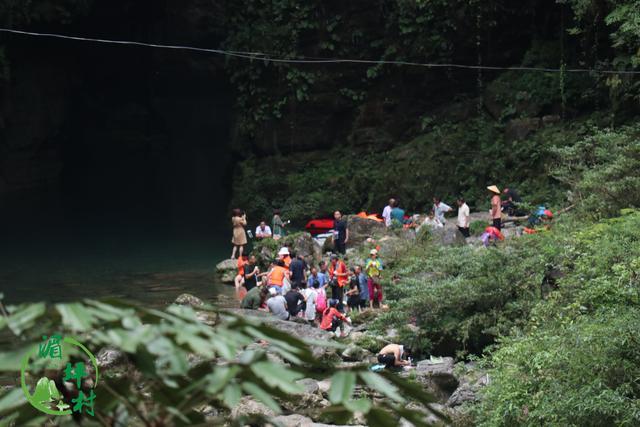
[457,203,470,228]
[433,202,452,223]
[255,225,272,237]
[382,205,392,226]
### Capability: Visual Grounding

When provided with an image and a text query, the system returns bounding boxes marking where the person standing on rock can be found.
[377,343,411,367]
[329,254,348,307]
[382,198,395,227]
[332,211,349,254]
[231,208,247,259]
[243,255,264,292]
[433,198,452,225]
[488,185,502,230]
[272,209,286,240]
[390,200,406,227]
[365,249,384,309]
[301,281,319,324]
[456,197,471,238]
[289,253,307,289]
[356,265,369,309]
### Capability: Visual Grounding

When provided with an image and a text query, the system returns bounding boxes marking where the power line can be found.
[2,27,640,75]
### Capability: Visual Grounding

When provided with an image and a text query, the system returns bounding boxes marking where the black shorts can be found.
[492,218,502,230]
[377,353,396,367]
[458,226,470,238]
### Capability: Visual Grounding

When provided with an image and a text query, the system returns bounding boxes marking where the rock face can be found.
[96,347,127,369]
[413,357,459,400]
[505,117,541,142]
[446,362,490,409]
[216,259,238,283]
[431,225,467,246]
[376,235,406,261]
[346,215,386,247]
[227,309,337,360]
[231,397,276,419]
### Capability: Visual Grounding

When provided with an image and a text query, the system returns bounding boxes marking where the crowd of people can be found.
[233,244,388,336]
[230,184,554,329]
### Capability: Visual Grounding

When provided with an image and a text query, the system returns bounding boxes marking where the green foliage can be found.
[233,115,569,223]
[0,299,441,426]
[373,228,568,357]
[475,211,640,426]
[552,124,640,218]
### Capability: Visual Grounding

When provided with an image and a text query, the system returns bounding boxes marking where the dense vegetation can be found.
[0,299,440,425]
[367,124,640,425]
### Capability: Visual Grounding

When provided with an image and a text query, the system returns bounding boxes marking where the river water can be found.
[0,212,236,308]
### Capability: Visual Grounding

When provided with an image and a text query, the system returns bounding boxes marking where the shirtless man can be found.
[377,343,411,367]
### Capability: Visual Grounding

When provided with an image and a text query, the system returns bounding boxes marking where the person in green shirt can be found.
[241,286,268,310]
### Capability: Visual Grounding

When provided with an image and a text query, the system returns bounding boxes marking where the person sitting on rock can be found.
[320,299,351,335]
[255,221,272,239]
[266,287,289,320]
[345,268,361,312]
[377,343,411,368]
[433,197,452,225]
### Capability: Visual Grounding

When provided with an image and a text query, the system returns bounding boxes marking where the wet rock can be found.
[231,397,276,419]
[216,259,238,283]
[174,293,204,307]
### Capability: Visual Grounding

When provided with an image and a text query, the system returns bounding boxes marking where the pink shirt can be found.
[491,195,501,219]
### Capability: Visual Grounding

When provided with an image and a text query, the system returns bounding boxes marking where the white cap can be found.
[269,288,277,296]
[278,247,290,256]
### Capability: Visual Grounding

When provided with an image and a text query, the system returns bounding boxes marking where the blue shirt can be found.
[307,272,327,288]
[391,207,405,224]
[358,273,369,300]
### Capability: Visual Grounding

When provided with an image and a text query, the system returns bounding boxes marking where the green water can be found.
[0,224,235,308]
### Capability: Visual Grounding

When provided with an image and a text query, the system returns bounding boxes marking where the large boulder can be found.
[413,357,459,400]
[446,362,490,408]
[431,224,466,246]
[376,235,407,262]
[226,309,338,360]
[174,293,204,307]
[281,379,328,416]
[254,232,322,265]
[216,259,238,283]
[346,215,386,247]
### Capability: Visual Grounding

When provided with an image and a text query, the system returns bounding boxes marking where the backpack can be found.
[316,291,327,313]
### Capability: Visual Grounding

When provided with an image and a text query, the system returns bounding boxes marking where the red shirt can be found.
[319,307,347,330]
